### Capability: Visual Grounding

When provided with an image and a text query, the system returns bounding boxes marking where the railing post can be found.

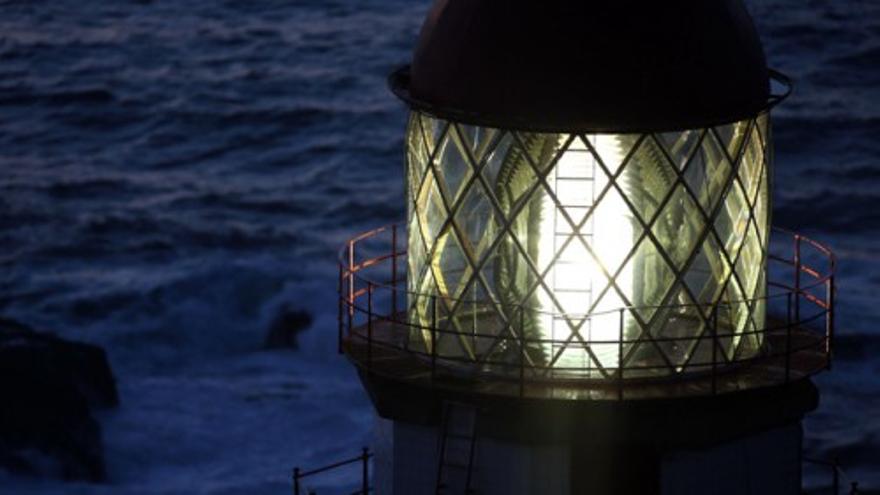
[519,305,525,398]
[431,295,437,382]
[794,234,801,328]
[851,481,859,494]
[827,275,835,370]
[391,224,398,323]
[349,241,355,317]
[618,309,625,400]
[293,467,300,495]
[347,243,354,342]
[361,447,370,495]
[347,283,354,343]
[785,291,792,383]
[711,305,718,395]
[338,263,344,354]
[833,457,840,495]
[367,282,373,371]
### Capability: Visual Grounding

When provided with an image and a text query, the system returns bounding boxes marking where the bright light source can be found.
[535,135,632,371]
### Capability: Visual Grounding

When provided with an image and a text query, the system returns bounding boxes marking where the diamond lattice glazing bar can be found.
[405,112,770,379]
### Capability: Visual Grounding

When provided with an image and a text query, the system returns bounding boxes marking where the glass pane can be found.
[715,119,750,162]
[684,130,732,213]
[453,180,496,263]
[658,129,702,170]
[436,125,474,204]
[623,234,676,324]
[434,228,468,299]
[650,184,705,272]
[406,114,429,198]
[620,135,675,224]
[416,170,447,251]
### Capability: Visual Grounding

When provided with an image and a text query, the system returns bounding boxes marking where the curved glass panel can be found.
[405,112,771,378]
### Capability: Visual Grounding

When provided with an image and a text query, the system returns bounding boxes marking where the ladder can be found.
[549,138,597,372]
[435,402,478,495]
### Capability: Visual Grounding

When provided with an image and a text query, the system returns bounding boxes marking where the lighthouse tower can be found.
[338,1,836,494]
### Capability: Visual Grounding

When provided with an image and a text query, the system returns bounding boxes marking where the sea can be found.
[0,0,877,493]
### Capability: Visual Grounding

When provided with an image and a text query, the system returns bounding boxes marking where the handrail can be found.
[292,448,372,495]
[338,226,834,316]
[337,224,835,393]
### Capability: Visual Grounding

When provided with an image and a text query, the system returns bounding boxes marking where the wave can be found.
[0,88,114,107]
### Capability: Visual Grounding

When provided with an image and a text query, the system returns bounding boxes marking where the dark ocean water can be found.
[0,0,877,493]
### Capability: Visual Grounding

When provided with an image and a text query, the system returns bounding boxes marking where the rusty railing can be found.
[337,224,835,397]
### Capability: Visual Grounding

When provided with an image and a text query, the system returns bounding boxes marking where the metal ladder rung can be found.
[435,402,478,495]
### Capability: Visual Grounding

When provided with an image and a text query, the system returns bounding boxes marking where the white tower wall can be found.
[374,416,803,495]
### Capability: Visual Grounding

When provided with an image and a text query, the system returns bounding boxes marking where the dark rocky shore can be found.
[0,318,118,482]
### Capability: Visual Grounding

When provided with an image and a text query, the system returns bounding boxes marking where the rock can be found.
[263,306,312,349]
[0,318,118,482]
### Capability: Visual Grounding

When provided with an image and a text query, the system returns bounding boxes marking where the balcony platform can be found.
[343,315,828,403]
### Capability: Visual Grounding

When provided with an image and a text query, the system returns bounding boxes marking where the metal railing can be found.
[803,457,861,494]
[292,448,372,495]
[287,450,865,495]
[337,224,835,396]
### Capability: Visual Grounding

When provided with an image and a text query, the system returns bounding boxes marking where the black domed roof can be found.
[391,0,774,133]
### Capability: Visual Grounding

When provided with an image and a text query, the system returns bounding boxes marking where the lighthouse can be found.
[338,1,836,493]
